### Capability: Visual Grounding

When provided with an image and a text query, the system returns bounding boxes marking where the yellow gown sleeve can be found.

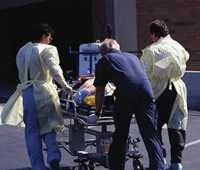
[41,46,70,89]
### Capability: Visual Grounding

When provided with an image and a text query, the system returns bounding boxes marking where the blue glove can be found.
[73,89,90,105]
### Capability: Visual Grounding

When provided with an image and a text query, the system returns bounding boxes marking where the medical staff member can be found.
[140,19,189,170]
[2,23,72,170]
[94,38,165,170]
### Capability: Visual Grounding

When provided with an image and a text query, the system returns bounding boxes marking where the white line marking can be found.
[185,139,200,148]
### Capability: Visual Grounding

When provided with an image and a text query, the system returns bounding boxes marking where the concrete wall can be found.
[113,0,138,51]
[92,0,115,41]
[92,0,138,51]
[183,71,200,111]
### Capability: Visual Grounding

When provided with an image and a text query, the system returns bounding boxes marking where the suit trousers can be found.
[156,84,186,163]
[108,95,165,170]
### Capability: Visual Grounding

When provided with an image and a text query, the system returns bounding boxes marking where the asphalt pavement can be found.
[0,83,200,170]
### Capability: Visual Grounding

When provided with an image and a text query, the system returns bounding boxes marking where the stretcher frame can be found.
[58,95,144,170]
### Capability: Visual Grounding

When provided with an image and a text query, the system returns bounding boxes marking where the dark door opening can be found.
[0,0,93,84]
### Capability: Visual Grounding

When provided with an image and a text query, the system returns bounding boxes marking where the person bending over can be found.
[94,38,165,170]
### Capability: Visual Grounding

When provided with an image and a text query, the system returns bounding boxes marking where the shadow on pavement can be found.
[5,168,31,170]
[5,166,75,170]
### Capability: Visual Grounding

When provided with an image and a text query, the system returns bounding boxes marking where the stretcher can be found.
[58,91,144,170]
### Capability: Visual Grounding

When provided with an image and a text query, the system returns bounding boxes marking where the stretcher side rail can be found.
[58,96,144,170]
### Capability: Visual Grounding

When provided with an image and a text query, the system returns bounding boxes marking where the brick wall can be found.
[136,0,200,70]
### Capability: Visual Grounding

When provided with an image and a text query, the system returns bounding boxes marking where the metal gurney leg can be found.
[59,95,144,170]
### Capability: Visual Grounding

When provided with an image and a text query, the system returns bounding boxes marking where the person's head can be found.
[31,23,54,44]
[149,19,169,42]
[100,38,120,56]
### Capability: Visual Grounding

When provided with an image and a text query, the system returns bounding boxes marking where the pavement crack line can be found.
[185,139,200,148]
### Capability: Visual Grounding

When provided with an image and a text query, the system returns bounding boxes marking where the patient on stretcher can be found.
[60,77,116,124]
[73,77,115,106]
[62,77,115,117]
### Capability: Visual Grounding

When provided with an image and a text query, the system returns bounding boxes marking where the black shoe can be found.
[50,160,60,170]
[99,155,110,169]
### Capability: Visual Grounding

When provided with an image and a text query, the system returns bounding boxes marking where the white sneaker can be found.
[169,163,183,170]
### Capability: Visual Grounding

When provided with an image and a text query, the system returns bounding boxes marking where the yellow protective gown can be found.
[1,42,66,134]
[140,35,189,130]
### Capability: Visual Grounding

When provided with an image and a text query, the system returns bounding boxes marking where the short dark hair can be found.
[30,23,54,41]
[149,19,169,38]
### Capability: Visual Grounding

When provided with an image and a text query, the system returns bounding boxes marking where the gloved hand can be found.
[53,73,73,96]
[86,114,98,125]
[63,85,73,97]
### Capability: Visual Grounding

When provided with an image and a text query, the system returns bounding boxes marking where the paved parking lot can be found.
[0,102,200,170]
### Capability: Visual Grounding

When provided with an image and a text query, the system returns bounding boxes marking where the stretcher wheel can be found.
[88,160,95,170]
[133,159,144,170]
[78,164,88,170]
